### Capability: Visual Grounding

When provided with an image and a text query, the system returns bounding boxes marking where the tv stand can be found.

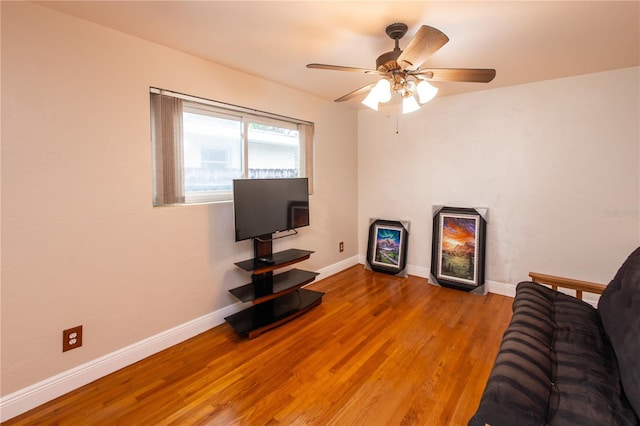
[224,236,324,338]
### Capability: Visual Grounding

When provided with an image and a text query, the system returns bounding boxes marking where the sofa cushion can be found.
[550,283,637,425]
[599,247,640,418]
[470,281,639,426]
[469,281,554,426]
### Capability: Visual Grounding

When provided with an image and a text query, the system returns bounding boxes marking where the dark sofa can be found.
[469,248,640,426]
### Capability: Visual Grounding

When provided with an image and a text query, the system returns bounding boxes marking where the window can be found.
[151,88,314,205]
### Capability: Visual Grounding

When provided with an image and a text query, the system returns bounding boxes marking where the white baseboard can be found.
[314,255,360,281]
[407,263,431,278]
[486,280,517,297]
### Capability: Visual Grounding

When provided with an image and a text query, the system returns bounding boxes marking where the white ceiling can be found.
[37,1,640,108]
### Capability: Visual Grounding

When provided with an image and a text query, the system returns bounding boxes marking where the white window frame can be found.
[151,88,314,205]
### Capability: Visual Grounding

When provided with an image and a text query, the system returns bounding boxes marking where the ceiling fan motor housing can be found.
[376,50,402,72]
[376,23,408,72]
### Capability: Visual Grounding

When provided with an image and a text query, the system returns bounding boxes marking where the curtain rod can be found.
[149,87,313,126]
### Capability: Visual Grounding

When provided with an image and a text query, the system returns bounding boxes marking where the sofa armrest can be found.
[529,272,606,300]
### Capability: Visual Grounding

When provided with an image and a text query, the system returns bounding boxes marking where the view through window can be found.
[151,89,313,205]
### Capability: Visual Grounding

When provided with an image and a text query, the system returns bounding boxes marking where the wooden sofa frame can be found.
[529,272,605,300]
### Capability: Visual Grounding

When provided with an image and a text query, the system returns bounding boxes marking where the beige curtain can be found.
[151,94,185,205]
[299,123,315,195]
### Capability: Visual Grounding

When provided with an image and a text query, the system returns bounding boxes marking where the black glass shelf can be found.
[224,289,324,338]
[229,269,319,303]
[234,249,314,273]
[226,246,321,339]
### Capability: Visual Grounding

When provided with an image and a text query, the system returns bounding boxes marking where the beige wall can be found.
[1,2,358,395]
[358,67,640,287]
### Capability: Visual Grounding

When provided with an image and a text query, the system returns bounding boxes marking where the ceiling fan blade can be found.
[397,25,449,71]
[307,63,379,74]
[415,68,496,83]
[334,82,377,102]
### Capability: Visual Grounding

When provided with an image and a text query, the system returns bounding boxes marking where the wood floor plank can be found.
[2,265,513,425]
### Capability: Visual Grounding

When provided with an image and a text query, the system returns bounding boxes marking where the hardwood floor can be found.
[3,266,514,425]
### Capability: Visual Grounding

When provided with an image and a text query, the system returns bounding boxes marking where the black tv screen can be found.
[233,178,310,242]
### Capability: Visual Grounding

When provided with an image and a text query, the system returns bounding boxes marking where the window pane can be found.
[247,123,300,179]
[151,89,314,205]
[183,111,242,193]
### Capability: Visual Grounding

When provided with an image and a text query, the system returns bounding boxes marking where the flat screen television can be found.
[233,178,310,242]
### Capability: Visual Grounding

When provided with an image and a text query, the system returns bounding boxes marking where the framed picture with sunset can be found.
[431,207,486,291]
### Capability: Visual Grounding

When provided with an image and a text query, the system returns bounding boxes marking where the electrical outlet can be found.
[339,241,344,253]
[63,325,83,352]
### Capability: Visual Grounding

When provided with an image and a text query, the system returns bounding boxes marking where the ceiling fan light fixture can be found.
[308,23,495,112]
[362,78,392,110]
[416,80,438,104]
[361,89,380,111]
[402,94,421,114]
[375,78,392,103]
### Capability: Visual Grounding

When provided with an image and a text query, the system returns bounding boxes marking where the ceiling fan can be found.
[307,23,496,113]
